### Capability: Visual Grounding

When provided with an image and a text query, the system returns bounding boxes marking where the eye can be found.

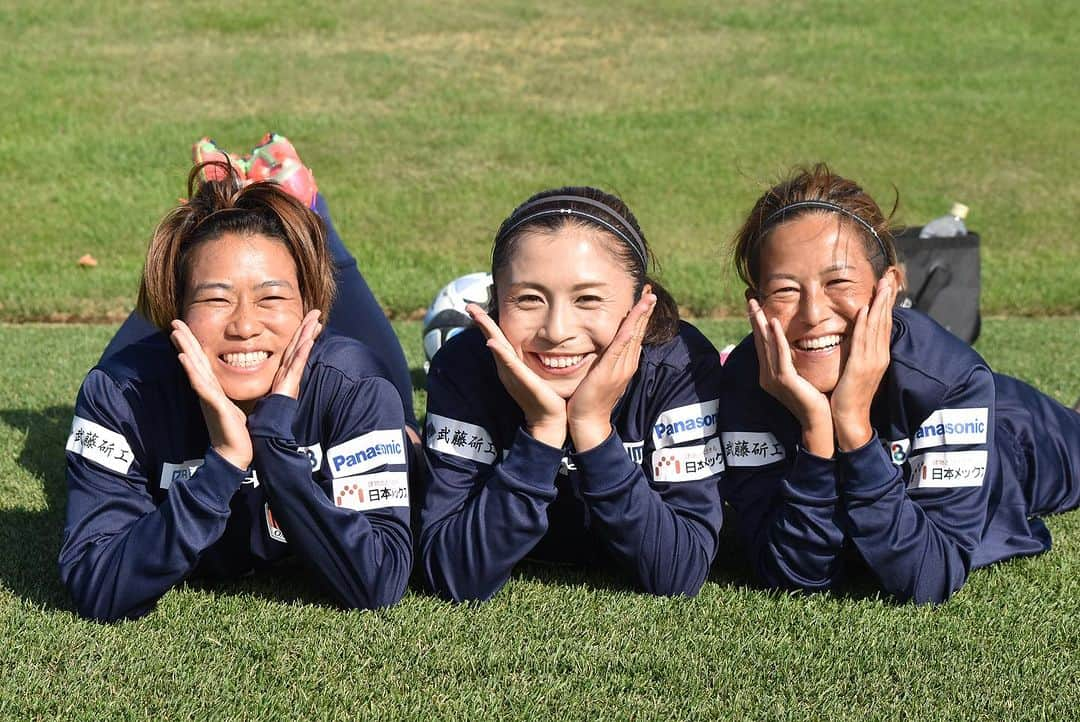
[512,294,543,307]
[576,294,604,307]
[826,278,854,290]
[766,285,799,298]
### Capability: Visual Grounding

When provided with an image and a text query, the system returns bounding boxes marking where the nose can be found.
[798,284,829,327]
[537,301,575,345]
[225,302,260,339]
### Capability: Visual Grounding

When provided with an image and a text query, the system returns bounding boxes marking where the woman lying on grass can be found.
[717,164,1080,604]
[60,160,412,621]
[420,187,724,602]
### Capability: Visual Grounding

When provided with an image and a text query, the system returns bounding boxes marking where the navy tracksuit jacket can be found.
[420,322,725,602]
[60,332,412,621]
[718,307,1080,604]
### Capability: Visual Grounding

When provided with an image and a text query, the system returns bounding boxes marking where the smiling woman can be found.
[718,164,1080,604]
[419,187,725,602]
[59,162,412,621]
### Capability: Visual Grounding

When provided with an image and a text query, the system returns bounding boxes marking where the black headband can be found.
[763,200,890,263]
[495,194,648,271]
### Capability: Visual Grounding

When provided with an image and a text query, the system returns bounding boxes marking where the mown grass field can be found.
[2,1,1078,321]
[3,0,1079,719]
[1,319,1078,719]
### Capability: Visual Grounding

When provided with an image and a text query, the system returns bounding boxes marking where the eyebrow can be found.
[506,281,613,293]
[764,264,856,282]
[190,279,295,293]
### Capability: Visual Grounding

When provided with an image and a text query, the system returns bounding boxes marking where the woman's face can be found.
[181,232,304,410]
[754,213,899,394]
[496,223,637,399]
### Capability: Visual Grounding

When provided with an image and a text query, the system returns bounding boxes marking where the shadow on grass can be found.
[0,406,371,617]
[0,406,74,610]
[410,366,427,395]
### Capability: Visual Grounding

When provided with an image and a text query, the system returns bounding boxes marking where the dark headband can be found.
[763,200,890,263]
[495,194,648,271]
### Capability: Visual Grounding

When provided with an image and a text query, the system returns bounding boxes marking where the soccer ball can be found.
[422,272,494,368]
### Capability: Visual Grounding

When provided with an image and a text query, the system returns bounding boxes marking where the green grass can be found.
[1,320,1076,718]
[2,1,1079,321]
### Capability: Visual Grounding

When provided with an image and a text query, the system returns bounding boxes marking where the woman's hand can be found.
[468,304,568,448]
[271,310,323,400]
[748,298,834,457]
[830,276,896,451]
[567,290,656,452]
[170,320,253,469]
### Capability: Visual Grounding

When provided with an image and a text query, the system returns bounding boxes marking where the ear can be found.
[881,265,903,295]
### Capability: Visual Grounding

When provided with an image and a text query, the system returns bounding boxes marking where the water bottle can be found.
[920,202,969,238]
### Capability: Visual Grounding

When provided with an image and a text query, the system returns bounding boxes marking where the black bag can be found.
[893,227,981,344]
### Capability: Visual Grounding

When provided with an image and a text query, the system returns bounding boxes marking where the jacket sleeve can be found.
[246,375,412,610]
[572,357,724,597]
[718,436,847,592]
[59,370,247,622]
[840,367,995,604]
[419,359,564,602]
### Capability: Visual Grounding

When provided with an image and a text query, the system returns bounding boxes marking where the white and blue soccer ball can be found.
[422,272,493,369]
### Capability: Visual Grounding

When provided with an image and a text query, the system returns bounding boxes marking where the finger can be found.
[768,317,798,378]
[283,310,321,366]
[607,292,655,366]
[170,321,216,380]
[747,299,772,369]
[468,304,510,346]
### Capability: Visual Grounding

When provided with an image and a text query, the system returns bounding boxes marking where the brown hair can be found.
[732,163,899,293]
[490,186,680,345]
[136,161,335,329]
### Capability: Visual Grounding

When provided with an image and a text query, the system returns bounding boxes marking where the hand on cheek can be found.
[468,304,569,448]
[170,319,253,469]
[566,290,656,452]
[830,277,896,451]
[747,298,834,457]
[271,309,323,400]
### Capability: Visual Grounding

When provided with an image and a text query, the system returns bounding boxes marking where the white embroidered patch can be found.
[651,436,725,482]
[886,438,911,466]
[297,443,322,473]
[911,408,989,450]
[66,416,135,474]
[160,458,204,490]
[651,399,720,449]
[907,450,989,488]
[265,503,287,543]
[425,413,497,465]
[720,431,786,468]
[327,429,405,478]
[333,472,410,511]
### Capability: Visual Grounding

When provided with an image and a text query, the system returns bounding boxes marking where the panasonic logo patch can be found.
[911,408,989,450]
[651,437,725,483]
[327,429,406,479]
[160,458,204,491]
[720,431,786,468]
[907,450,988,489]
[652,399,720,449]
[66,416,135,475]
[425,413,498,465]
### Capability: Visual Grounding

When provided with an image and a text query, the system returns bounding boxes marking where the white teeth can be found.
[538,354,584,369]
[797,334,842,351]
[222,351,270,368]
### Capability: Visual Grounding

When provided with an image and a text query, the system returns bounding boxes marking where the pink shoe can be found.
[248,132,318,207]
[191,137,248,183]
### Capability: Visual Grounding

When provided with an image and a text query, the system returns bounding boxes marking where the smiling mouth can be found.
[220,351,271,369]
[531,352,589,375]
[792,334,844,353]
